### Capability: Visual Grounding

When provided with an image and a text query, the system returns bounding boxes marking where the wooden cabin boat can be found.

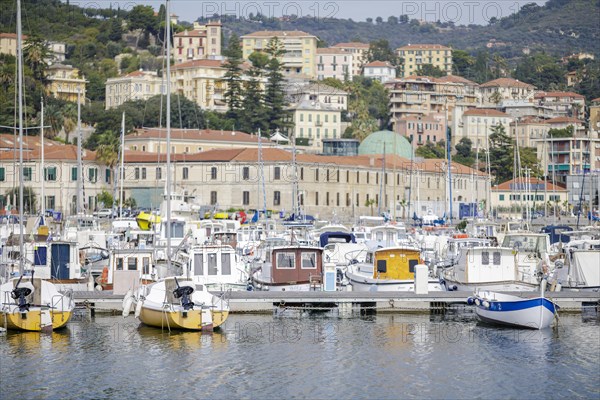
[250,246,324,291]
[0,274,74,331]
[346,246,443,292]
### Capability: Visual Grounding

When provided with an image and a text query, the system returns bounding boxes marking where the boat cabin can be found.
[259,246,323,286]
[189,245,245,289]
[367,247,421,280]
[453,247,517,283]
[103,248,156,288]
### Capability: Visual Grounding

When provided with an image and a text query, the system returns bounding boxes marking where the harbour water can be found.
[1,310,599,399]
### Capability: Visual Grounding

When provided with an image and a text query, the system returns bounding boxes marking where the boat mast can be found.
[165,0,172,267]
[119,112,125,218]
[40,96,45,219]
[16,0,24,275]
[446,99,453,224]
[76,89,83,214]
[378,142,385,216]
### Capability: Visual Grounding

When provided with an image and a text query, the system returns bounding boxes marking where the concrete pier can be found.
[71,290,600,314]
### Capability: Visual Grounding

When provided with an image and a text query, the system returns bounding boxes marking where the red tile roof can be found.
[509,116,548,125]
[436,75,479,86]
[534,91,585,99]
[173,29,207,37]
[493,177,567,192]
[126,128,258,143]
[480,78,534,89]
[364,61,394,68]
[462,109,510,117]
[0,142,97,162]
[546,117,584,124]
[591,97,600,103]
[332,42,370,49]
[316,48,351,55]
[0,33,27,39]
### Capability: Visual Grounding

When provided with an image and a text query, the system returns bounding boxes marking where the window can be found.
[211,167,217,180]
[273,191,281,206]
[274,166,281,180]
[208,253,217,275]
[221,253,231,275]
[183,167,189,180]
[300,167,304,181]
[194,254,204,275]
[105,169,111,184]
[326,192,330,206]
[134,167,140,180]
[243,167,249,180]
[0,167,4,181]
[23,167,32,181]
[357,171,360,183]
[315,168,319,182]
[482,251,489,265]
[276,252,296,269]
[116,258,124,270]
[243,191,250,205]
[301,252,317,269]
[141,167,146,180]
[127,257,137,271]
[45,167,57,181]
[210,191,217,205]
[315,191,319,206]
[142,257,150,274]
[46,195,55,210]
[156,167,162,180]
[499,194,505,201]
[346,193,351,207]
[336,192,340,206]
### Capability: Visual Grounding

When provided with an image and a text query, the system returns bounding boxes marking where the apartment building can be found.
[396,44,452,78]
[590,98,600,135]
[285,82,348,112]
[460,109,513,149]
[241,30,318,79]
[45,63,87,103]
[509,117,550,148]
[394,114,446,149]
[533,91,586,119]
[105,70,165,110]
[315,48,353,81]
[0,135,109,215]
[479,77,535,106]
[170,59,228,111]
[331,42,369,77]
[532,135,600,182]
[363,61,396,83]
[287,99,343,151]
[172,21,222,64]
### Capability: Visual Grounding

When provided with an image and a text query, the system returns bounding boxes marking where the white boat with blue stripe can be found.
[468,290,559,329]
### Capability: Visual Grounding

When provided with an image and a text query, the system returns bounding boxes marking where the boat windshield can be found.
[502,234,547,253]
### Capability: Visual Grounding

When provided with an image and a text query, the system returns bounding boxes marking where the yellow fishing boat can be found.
[136,211,161,230]
[0,275,74,332]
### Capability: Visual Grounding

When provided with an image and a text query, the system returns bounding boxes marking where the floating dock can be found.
[72,290,600,315]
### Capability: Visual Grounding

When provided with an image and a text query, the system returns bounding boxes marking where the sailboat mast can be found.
[165,0,172,268]
[41,97,45,219]
[119,112,125,218]
[76,89,83,214]
[446,100,453,224]
[17,0,24,275]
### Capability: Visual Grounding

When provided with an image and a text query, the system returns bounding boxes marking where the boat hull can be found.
[347,274,443,292]
[138,306,206,331]
[473,295,558,329]
[0,310,72,332]
[443,280,539,292]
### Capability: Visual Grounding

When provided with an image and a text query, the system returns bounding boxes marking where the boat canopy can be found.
[319,231,356,247]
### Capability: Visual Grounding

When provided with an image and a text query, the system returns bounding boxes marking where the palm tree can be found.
[365,198,376,216]
[23,37,50,83]
[61,103,77,143]
[95,130,120,168]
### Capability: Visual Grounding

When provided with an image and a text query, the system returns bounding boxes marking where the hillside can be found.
[214,0,599,58]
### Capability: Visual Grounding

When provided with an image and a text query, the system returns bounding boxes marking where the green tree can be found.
[488,124,513,185]
[240,56,268,134]
[263,37,290,133]
[97,190,114,208]
[23,37,50,83]
[223,33,244,120]
[416,141,445,158]
[454,137,475,166]
[452,50,475,79]
[108,18,123,42]
[5,186,37,214]
[366,39,400,67]
[415,64,445,77]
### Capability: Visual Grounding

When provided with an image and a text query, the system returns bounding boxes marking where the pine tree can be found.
[263,37,291,134]
[223,33,243,120]
[240,52,269,134]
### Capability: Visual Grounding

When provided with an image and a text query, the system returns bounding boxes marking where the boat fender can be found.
[451,285,458,291]
[279,300,285,307]
[482,300,490,309]
[467,297,475,306]
[122,290,133,318]
[474,298,481,306]
[134,296,143,319]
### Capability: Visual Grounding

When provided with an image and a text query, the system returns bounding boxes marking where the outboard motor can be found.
[172,277,195,310]
[10,273,33,312]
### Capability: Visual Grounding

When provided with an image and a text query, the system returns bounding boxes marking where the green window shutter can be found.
[71,167,78,181]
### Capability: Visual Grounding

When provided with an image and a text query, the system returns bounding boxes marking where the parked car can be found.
[94,208,115,218]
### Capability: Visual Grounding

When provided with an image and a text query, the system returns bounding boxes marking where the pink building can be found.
[315,48,353,81]
[394,114,445,149]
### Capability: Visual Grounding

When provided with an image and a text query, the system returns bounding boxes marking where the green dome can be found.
[358,130,413,159]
